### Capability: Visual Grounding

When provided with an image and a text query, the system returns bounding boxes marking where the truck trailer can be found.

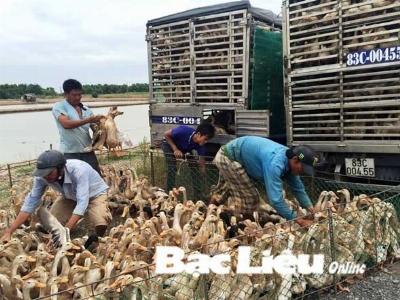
[283,0,400,182]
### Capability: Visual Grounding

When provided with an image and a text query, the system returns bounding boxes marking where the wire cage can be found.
[1,149,399,300]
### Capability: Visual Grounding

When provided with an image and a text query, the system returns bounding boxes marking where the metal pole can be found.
[372,204,379,266]
[327,208,337,295]
[7,164,12,187]
[50,143,53,150]
[150,151,155,186]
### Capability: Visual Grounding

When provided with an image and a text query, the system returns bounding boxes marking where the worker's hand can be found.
[173,149,183,159]
[307,206,315,214]
[88,115,103,124]
[0,229,12,243]
[304,206,315,220]
[295,218,314,228]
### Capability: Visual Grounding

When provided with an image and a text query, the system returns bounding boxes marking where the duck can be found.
[17,278,46,300]
[123,169,137,200]
[84,257,105,286]
[175,273,200,300]
[172,203,186,235]
[11,254,36,280]
[104,106,124,153]
[37,206,70,248]
[93,260,116,295]
[47,276,70,300]
[0,273,16,299]
[50,248,73,278]
[22,266,49,298]
[73,281,95,300]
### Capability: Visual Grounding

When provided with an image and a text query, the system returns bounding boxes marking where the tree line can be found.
[0,84,57,99]
[0,83,149,99]
[82,83,148,97]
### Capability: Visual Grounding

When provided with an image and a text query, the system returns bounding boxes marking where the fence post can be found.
[50,143,53,150]
[7,164,12,187]
[327,208,337,295]
[90,283,95,297]
[150,151,155,186]
[372,204,379,266]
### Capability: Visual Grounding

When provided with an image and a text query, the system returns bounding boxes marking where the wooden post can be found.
[150,151,155,186]
[7,164,12,187]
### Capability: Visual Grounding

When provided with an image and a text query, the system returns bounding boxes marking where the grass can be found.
[0,184,10,209]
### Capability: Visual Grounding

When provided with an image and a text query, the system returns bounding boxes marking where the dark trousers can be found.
[64,151,101,175]
[161,141,204,198]
[161,141,178,192]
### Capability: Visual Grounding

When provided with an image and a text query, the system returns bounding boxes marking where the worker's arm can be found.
[285,174,313,210]
[0,212,31,242]
[164,129,183,158]
[57,114,102,129]
[264,169,313,227]
[52,104,102,129]
[1,177,47,241]
[264,166,297,220]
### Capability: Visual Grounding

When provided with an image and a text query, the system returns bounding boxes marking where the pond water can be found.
[0,104,150,164]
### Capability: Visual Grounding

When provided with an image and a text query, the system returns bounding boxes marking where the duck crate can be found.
[283,0,400,181]
[147,1,286,149]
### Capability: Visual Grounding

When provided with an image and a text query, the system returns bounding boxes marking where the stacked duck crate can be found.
[283,0,400,181]
[147,1,283,148]
[147,5,257,103]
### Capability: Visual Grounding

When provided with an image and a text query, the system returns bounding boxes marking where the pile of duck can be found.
[1,168,399,300]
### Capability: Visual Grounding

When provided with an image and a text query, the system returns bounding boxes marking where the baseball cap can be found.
[33,150,66,177]
[291,145,320,176]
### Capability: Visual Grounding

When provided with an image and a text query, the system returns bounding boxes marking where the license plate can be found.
[345,158,375,177]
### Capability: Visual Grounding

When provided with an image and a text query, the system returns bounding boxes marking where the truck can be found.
[283,0,400,182]
[147,0,400,182]
[146,0,285,155]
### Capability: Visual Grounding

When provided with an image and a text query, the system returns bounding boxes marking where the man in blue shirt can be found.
[213,136,318,227]
[0,150,111,243]
[161,122,215,195]
[52,79,103,174]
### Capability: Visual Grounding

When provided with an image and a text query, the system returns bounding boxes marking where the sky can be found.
[0,0,282,91]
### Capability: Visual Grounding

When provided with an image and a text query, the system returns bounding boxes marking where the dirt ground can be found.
[320,262,400,300]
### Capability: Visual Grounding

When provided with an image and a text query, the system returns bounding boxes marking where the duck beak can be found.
[22,273,33,280]
[60,276,69,283]
[35,282,47,289]
[27,256,37,262]
[47,254,55,260]
[72,244,81,251]
[65,251,74,256]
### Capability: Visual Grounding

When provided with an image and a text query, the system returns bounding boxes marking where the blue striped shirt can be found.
[21,159,108,216]
[225,136,312,220]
